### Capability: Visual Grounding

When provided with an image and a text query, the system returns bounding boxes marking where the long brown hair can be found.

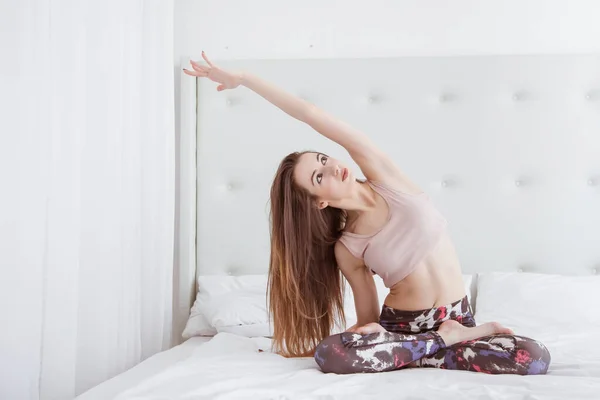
[267,151,347,358]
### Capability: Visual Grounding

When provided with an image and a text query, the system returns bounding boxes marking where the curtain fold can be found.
[0,1,175,398]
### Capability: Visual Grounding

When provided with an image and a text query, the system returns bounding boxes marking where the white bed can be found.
[75,337,212,400]
[79,54,600,399]
[81,331,600,399]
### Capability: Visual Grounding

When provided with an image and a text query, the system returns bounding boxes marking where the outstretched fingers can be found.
[183,67,206,77]
[183,59,208,77]
[190,61,209,74]
[201,50,214,67]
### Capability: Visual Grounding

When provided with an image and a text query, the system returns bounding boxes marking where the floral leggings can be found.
[314,295,551,375]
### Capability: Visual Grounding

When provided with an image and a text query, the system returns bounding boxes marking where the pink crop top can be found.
[338,180,448,288]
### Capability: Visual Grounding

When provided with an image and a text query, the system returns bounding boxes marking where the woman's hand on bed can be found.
[183,51,242,91]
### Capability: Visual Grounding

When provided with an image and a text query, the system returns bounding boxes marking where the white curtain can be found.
[0,1,175,398]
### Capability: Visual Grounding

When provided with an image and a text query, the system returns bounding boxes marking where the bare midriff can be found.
[383,232,467,311]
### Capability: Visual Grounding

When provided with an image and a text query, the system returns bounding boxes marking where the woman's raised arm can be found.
[184,52,416,187]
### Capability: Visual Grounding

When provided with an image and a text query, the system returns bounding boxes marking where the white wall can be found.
[174,0,600,64]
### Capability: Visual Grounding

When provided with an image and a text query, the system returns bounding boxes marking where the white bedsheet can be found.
[112,330,600,400]
[77,337,212,400]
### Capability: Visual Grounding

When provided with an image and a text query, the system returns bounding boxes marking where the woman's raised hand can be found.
[183,51,242,91]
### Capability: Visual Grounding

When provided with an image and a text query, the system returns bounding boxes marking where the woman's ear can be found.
[318,200,329,210]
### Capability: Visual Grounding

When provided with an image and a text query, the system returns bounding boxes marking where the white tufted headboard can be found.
[176,54,599,329]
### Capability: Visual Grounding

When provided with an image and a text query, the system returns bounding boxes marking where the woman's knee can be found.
[314,333,344,372]
[314,332,361,374]
[513,336,551,375]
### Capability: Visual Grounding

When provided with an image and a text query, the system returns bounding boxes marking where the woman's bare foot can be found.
[437,320,514,347]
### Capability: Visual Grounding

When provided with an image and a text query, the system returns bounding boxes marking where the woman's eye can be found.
[317,173,323,184]
[321,156,327,165]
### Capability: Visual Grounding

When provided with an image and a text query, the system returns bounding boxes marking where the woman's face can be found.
[293,152,354,209]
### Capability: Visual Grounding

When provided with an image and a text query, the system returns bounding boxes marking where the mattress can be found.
[76,337,213,400]
[88,329,599,400]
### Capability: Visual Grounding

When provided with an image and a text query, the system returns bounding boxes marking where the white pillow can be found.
[474,272,600,337]
[203,286,268,327]
[181,305,217,338]
[183,273,475,338]
[182,275,269,339]
[463,273,474,304]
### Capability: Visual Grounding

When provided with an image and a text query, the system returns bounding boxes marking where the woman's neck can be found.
[332,180,378,221]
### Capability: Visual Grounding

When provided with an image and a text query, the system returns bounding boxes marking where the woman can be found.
[184,53,551,375]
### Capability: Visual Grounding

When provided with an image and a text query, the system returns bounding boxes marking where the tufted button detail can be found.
[224,181,241,191]
[367,95,382,104]
[439,93,456,103]
[515,180,522,187]
[440,178,458,188]
[225,98,241,106]
[592,268,598,275]
[226,264,238,275]
[440,179,455,188]
[588,178,597,186]
[512,91,528,101]
[517,267,524,272]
